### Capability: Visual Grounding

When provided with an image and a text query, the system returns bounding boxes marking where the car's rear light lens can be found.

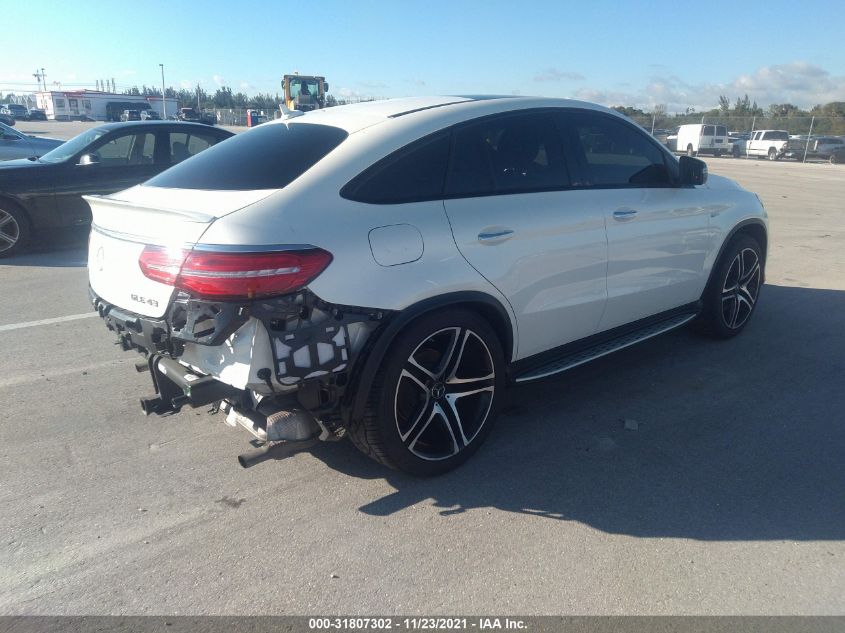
[139,246,332,299]
[138,246,186,286]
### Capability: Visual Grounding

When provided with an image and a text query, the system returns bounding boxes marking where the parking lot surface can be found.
[1,158,843,615]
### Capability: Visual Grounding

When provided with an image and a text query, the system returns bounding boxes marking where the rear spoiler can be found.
[83,194,217,224]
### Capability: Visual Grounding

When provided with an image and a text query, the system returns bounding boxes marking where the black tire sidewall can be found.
[375,309,506,476]
[0,202,30,258]
[700,234,763,338]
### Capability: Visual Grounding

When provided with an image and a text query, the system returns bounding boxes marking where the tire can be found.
[732,146,740,158]
[696,234,763,339]
[348,308,506,476]
[687,144,696,157]
[714,150,722,157]
[768,148,778,161]
[0,201,30,258]
[831,153,841,165]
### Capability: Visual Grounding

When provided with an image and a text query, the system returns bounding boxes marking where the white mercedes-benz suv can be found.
[87,96,767,475]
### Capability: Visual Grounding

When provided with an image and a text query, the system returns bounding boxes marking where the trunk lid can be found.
[86,184,276,318]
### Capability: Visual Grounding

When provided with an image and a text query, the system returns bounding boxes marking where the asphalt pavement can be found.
[0,158,843,615]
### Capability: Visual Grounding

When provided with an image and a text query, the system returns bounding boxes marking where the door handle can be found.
[478,229,515,243]
[613,209,638,221]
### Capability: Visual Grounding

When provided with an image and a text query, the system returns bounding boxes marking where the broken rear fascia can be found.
[91,286,394,420]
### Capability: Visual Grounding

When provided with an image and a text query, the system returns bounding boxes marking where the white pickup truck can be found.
[732,130,790,160]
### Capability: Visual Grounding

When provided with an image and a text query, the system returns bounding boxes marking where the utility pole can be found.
[159,64,167,119]
[197,84,201,111]
[41,68,46,91]
[33,70,43,91]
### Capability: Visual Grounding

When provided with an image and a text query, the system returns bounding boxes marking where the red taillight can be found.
[139,246,332,299]
[138,246,187,286]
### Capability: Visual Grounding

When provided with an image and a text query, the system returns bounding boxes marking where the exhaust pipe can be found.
[140,396,166,415]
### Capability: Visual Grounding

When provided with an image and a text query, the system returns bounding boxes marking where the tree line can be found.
[614,94,845,135]
[122,84,364,111]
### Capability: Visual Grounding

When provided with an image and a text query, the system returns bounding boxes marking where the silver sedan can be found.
[0,122,64,161]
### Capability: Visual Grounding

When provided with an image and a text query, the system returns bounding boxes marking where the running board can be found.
[513,312,697,383]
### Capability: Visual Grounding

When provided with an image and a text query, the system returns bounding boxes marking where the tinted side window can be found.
[147,123,347,190]
[341,132,449,203]
[168,132,216,164]
[716,125,727,136]
[186,133,215,155]
[566,113,672,187]
[93,132,155,167]
[702,125,715,136]
[169,132,191,164]
[445,112,569,197]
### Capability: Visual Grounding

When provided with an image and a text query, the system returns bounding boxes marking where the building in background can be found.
[33,90,178,121]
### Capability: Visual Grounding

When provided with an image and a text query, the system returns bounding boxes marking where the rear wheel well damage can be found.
[343,292,515,425]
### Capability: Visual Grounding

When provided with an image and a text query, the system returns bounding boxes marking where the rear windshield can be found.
[146,122,348,190]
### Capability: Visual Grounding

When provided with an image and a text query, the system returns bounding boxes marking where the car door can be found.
[53,128,159,226]
[748,131,763,155]
[559,110,714,331]
[442,110,608,360]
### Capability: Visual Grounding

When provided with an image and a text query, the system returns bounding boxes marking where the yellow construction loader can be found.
[282,74,329,112]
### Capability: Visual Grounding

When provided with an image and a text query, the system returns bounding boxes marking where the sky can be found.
[4,0,845,112]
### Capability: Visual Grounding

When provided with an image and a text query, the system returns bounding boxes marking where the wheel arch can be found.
[0,193,29,219]
[704,219,768,294]
[345,291,515,424]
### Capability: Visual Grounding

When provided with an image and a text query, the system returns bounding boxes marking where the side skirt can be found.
[510,303,700,383]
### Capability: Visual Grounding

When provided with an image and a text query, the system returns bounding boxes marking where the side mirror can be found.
[78,153,100,166]
[679,155,707,185]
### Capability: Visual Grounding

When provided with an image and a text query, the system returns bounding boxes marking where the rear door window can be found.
[168,131,220,164]
[93,132,156,167]
[716,125,727,136]
[563,112,672,187]
[445,111,569,197]
[341,132,450,203]
[702,125,715,136]
[148,123,347,190]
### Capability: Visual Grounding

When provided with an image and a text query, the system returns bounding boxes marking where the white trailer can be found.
[33,90,178,122]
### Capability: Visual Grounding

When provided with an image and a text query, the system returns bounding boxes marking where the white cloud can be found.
[576,61,845,112]
[212,74,226,87]
[534,68,585,83]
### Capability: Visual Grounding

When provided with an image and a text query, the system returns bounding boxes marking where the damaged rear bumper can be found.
[89,286,391,429]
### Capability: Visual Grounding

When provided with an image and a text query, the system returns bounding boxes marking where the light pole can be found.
[159,63,167,119]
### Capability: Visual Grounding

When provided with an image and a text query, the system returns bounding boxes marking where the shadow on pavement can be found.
[309,284,845,541]
[1,228,88,267]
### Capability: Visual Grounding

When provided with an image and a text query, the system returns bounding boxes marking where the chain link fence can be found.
[629,114,845,138]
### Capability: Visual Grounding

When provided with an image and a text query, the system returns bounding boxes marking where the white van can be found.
[672,124,730,157]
